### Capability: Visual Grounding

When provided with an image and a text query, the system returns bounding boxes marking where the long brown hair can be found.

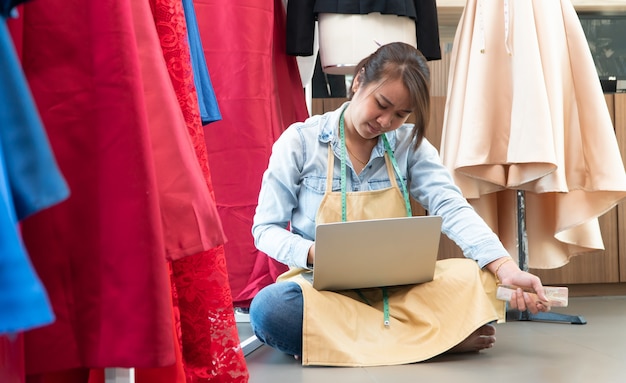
[349,42,431,147]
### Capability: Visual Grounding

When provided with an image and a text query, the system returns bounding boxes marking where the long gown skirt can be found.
[8,0,217,372]
[440,0,626,268]
[193,0,309,306]
[149,0,248,380]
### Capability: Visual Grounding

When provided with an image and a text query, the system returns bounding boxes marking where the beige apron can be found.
[278,145,505,367]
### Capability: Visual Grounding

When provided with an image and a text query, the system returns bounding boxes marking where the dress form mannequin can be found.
[318,12,417,75]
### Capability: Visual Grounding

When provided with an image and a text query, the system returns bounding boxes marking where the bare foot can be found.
[448,324,496,354]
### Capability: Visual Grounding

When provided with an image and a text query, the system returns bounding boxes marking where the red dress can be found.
[193,0,310,307]
[7,0,227,377]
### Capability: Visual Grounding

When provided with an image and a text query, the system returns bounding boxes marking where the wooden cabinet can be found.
[617,94,626,283]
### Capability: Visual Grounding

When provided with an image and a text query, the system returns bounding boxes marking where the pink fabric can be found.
[17,0,175,369]
[194,0,309,306]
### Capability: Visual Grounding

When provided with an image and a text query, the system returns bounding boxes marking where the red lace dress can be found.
[148,0,249,381]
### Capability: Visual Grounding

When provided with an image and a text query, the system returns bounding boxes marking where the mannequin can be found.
[318,12,416,75]
[285,0,441,75]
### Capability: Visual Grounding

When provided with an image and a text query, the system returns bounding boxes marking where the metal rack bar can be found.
[506,190,587,325]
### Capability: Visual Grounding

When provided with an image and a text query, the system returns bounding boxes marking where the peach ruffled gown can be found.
[441,0,626,268]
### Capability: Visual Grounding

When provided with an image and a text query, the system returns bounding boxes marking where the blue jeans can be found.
[249,281,303,356]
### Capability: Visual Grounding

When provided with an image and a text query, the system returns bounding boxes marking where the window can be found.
[578,12,626,93]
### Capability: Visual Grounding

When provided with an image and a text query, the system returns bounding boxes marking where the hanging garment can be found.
[0,136,54,336]
[0,13,68,335]
[85,268,187,383]
[0,334,25,383]
[131,0,226,261]
[28,298,188,383]
[182,0,222,125]
[440,0,626,269]
[10,0,182,372]
[285,0,441,61]
[194,0,309,307]
[278,143,503,366]
[149,0,248,381]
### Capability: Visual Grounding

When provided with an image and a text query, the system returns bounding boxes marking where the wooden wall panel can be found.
[615,94,626,282]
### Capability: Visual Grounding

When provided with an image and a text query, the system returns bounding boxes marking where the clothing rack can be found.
[505,191,587,324]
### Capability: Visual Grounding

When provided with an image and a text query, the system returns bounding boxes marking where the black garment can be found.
[286,0,441,61]
[311,53,347,98]
[1,0,33,18]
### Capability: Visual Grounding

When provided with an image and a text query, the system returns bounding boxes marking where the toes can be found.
[447,324,497,354]
[478,324,496,336]
[471,335,495,351]
[480,335,496,349]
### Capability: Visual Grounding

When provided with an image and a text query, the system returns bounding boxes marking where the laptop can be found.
[308,215,443,291]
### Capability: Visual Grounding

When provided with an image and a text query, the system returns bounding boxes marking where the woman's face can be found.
[347,76,412,140]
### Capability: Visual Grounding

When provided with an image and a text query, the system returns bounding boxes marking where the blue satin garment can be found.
[182,0,222,125]
[0,10,70,334]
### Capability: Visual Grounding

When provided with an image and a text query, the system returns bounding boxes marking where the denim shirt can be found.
[252,103,510,269]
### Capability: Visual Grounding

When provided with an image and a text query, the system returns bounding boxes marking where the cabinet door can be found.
[615,94,626,282]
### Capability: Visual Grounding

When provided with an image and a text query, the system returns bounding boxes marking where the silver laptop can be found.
[308,215,442,291]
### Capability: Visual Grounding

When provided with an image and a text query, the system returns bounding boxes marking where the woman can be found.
[250,42,550,367]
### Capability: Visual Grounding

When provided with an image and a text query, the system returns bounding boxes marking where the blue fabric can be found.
[0,140,54,334]
[182,0,221,125]
[249,281,303,356]
[252,103,511,269]
[0,21,69,219]
[0,18,68,334]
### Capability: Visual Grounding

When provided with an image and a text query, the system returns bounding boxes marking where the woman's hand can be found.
[488,258,551,314]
